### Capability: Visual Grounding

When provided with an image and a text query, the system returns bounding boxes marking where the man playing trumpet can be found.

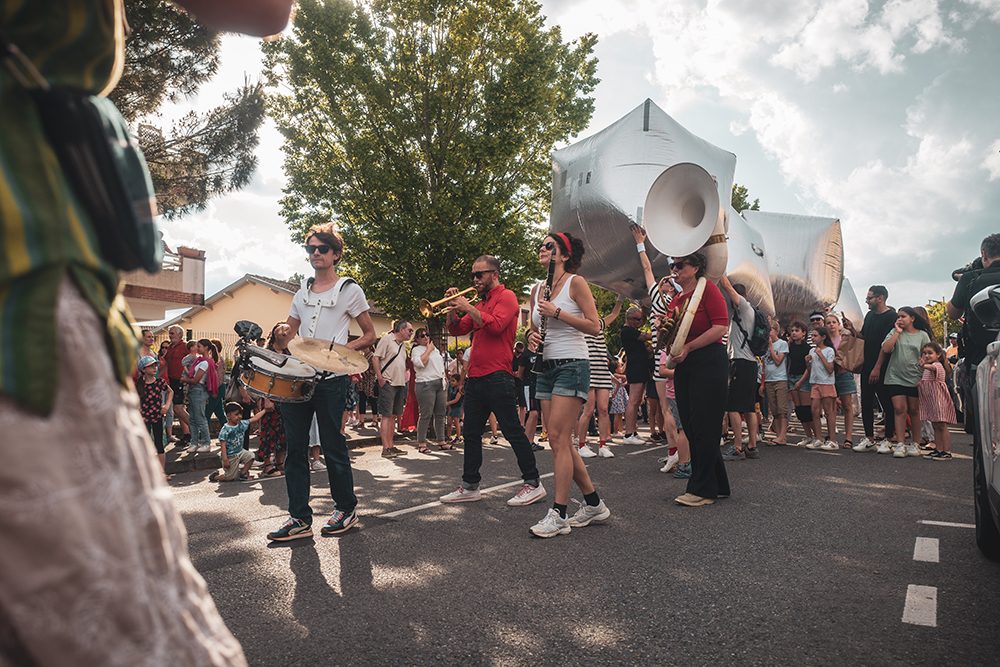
[438,256,546,507]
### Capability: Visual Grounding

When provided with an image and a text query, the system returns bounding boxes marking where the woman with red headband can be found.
[526,232,607,537]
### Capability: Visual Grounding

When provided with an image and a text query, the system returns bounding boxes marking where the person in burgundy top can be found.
[665,252,731,507]
[160,324,191,445]
[439,255,545,507]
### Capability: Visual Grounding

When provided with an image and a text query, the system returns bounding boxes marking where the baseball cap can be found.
[138,355,159,370]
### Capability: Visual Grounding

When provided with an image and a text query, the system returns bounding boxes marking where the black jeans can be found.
[281,376,356,523]
[860,368,894,440]
[461,371,540,487]
[674,345,731,499]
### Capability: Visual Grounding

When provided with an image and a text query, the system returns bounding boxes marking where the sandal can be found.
[841,439,853,449]
[437,441,455,450]
[417,444,431,454]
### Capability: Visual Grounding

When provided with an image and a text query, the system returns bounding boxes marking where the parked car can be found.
[972,285,1000,560]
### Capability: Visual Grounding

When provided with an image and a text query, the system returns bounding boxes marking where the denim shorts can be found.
[788,373,811,392]
[835,371,857,396]
[534,359,590,401]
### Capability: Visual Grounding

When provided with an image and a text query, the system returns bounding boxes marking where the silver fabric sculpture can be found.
[832,276,864,328]
[741,210,844,322]
[726,206,776,316]
[550,99,736,300]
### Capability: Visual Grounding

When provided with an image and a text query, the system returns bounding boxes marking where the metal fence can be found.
[150,331,243,367]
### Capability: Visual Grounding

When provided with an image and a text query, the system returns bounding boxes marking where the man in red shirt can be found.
[439,255,545,506]
[160,325,191,445]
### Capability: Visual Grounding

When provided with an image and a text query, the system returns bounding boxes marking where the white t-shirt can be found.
[411,345,446,383]
[289,278,370,345]
[809,347,836,386]
[374,333,407,386]
[728,297,757,362]
[764,339,788,382]
[193,360,209,384]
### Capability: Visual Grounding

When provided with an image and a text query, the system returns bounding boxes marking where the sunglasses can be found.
[471,270,496,280]
[670,261,689,270]
[538,241,555,251]
[303,244,333,255]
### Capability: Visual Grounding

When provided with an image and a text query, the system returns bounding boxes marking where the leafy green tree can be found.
[731,183,760,212]
[112,0,267,219]
[264,0,599,323]
[924,300,962,346]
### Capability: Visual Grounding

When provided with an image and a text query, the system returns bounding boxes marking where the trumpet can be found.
[419,287,479,318]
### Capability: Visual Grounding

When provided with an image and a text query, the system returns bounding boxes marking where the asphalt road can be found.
[171,423,1000,666]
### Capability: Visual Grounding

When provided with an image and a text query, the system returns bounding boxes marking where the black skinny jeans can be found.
[860,367,894,440]
[674,344,731,499]
[461,371,540,488]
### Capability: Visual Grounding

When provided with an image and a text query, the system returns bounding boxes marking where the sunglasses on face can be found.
[538,241,555,252]
[303,244,332,255]
[670,261,689,270]
[471,270,496,280]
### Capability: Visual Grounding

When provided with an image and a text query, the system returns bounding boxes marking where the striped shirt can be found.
[585,323,613,390]
[1,0,136,415]
[649,283,673,380]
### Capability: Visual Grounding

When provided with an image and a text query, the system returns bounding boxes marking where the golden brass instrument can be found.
[655,312,679,351]
[419,287,479,318]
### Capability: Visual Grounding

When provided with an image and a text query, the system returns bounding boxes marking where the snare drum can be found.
[241,354,318,403]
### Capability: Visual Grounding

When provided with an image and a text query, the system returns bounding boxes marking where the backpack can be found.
[734,301,770,357]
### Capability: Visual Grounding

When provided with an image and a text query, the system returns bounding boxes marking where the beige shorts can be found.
[764,381,790,416]
[0,278,245,666]
[222,449,256,481]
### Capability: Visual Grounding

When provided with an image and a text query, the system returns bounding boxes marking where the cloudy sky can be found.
[156,0,999,321]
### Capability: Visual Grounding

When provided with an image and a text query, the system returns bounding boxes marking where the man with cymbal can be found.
[267,223,377,542]
[439,256,546,506]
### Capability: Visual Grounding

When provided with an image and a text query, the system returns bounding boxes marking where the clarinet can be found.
[532,257,557,374]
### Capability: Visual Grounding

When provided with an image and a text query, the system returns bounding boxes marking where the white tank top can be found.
[531,274,589,360]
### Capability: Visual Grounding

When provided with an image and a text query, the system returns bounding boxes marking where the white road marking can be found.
[918,520,975,529]
[902,585,937,627]
[913,537,940,563]
[377,472,556,519]
[627,444,669,456]
[810,450,842,456]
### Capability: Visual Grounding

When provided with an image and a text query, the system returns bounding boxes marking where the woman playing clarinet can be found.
[526,233,607,537]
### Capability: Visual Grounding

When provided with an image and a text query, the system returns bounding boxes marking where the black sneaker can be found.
[381,448,398,459]
[745,447,759,459]
[267,516,312,542]
[531,442,544,451]
[321,509,359,536]
[389,446,406,456]
[931,451,952,461]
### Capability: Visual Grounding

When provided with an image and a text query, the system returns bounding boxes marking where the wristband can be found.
[554,308,562,320]
[636,242,646,253]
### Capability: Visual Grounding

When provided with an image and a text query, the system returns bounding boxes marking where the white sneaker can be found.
[820,440,838,451]
[195,444,211,454]
[566,500,611,527]
[793,438,811,448]
[578,443,597,458]
[892,443,907,458]
[876,441,893,454]
[853,437,876,452]
[623,434,645,445]
[529,508,571,538]
[598,445,615,458]
[440,485,482,503]
[507,482,546,506]
[905,442,921,457]
[805,439,822,450]
[660,452,680,473]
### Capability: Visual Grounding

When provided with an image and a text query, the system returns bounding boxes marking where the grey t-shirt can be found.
[883,329,930,387]
[728,297,757,362]
[764,338,789,382]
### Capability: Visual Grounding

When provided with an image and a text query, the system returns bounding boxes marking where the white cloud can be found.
[984,140,1000,181]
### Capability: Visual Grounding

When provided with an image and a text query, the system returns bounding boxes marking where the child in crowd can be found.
[918,342,956,460]
[446,374,464,443]
[880,306,931,457]
[137,356,173,480]
[210,402,265,483]
[798,327,837,450]
[255,396,286,477]
[609,360,627,439]
[657,351,691,479]
[763,321,789,445]
[786,321,819,446]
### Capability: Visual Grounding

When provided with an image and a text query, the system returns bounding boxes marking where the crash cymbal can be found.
[288,337,369,375]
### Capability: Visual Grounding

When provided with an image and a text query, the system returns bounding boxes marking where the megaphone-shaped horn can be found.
[643,162,721,256]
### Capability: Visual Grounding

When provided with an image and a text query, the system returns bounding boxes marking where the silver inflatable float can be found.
[741,210,844,322]
[832,276,864,329]
[726,206,775,316]
[550,99,736,301]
